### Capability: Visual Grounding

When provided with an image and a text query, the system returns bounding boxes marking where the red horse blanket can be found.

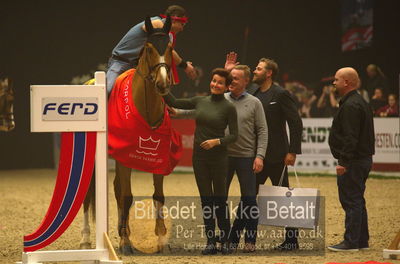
[108,69,182,175]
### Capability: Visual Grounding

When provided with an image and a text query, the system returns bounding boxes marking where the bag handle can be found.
[278,165,301,188]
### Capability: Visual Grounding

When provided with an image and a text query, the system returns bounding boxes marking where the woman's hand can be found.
[200,139,220,150]
[166,105,177,117]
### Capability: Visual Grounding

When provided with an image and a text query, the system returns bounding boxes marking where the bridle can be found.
[136,61,171,84]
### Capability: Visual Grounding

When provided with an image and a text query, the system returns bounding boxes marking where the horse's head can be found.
[0,78,15,132]
[143,16,173,96]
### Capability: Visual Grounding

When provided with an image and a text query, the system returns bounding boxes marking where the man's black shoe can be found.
[327,241,359,252]
[202,243,217,255]
[243,242,256,253]
[359,242,370,250]
[220,242,233,255]
[274,240,299,251]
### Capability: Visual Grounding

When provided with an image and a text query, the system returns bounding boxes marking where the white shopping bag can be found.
[257,166,320,229]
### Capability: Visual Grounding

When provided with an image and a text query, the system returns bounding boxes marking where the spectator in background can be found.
[358,90,369,102]
[316,85,338,117]
[298,91,317,118]
[357,79,370,103]
[284,82,303,110]
[375,94,399,117]
[369,87,387,116]
[364,64,387,99]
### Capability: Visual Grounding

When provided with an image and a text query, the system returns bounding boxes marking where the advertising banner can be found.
[296,118,335,172]
[170,118,400,173]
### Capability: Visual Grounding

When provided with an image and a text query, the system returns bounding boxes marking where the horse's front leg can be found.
[114,161,134,255]
[153,174,166,236]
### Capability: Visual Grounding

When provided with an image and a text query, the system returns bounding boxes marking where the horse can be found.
[80,16,181,255]
[0,77,15,132]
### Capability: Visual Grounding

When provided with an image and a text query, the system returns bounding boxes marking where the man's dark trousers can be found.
[337,156,372,247]
[226,157,258,245]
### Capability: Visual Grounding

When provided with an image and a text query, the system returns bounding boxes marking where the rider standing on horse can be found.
[106,5,197,94]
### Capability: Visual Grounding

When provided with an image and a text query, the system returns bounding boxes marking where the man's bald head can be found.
[337,67,360,88]
[334,67,360,96]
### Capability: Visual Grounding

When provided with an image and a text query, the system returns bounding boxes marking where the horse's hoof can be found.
[118,245,136,256]
[79,242,91,249]
[157,237,171,254]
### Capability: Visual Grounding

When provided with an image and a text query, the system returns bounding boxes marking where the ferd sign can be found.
[31,84,106,132]
[42,97,99,121]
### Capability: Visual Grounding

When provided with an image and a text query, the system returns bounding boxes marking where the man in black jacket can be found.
[328,67,375,252]
[248,58,303,250]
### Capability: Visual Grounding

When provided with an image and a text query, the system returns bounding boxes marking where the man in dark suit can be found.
[248,58,303,250]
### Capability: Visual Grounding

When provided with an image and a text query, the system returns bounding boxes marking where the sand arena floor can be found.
[0,169,399,264]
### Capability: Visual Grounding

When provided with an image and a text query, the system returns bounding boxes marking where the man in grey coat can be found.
[225,65,268,253]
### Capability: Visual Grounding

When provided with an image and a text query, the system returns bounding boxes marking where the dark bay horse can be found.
[81,16,176,255]
[0,77,15,132]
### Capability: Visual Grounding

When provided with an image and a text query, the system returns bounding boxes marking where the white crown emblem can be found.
[139,136,160,150]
